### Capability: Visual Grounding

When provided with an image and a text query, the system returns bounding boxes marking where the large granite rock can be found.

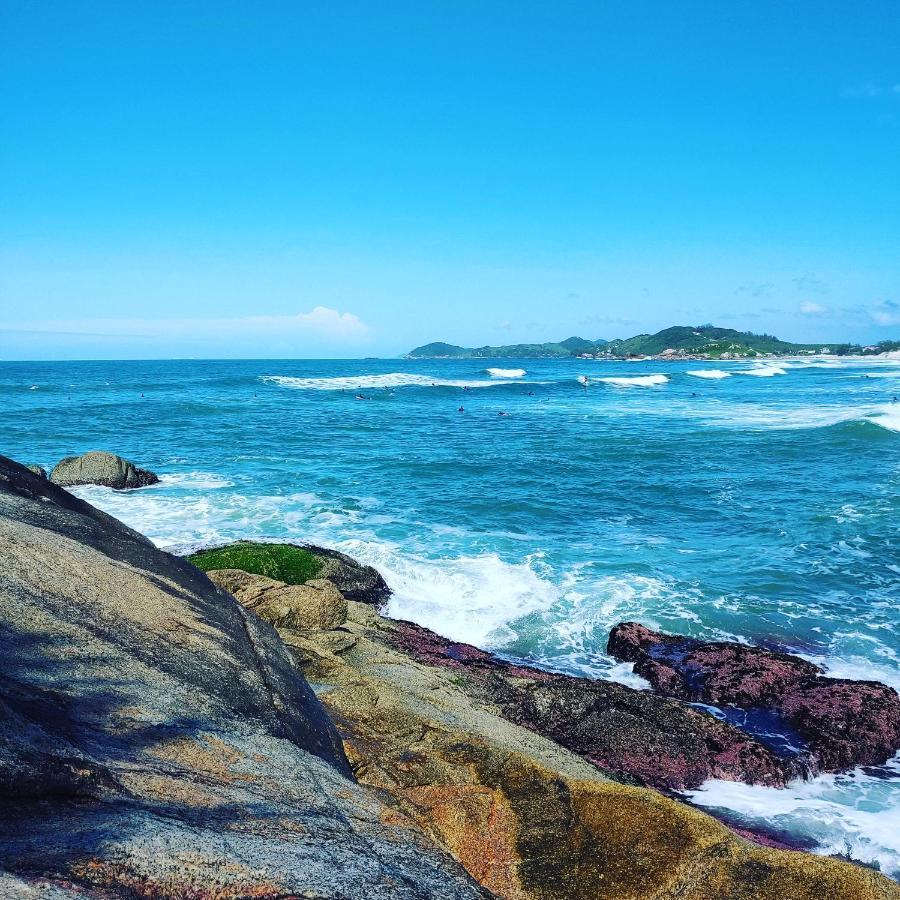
[0,456,487,899]
[50,450,159,489]
[212,576,897,898]
[306,544,392,605]
[607,622,900,774]
[206,567,349,631]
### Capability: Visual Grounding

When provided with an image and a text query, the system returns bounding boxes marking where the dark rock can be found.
[50,450,159,489]
[387,620,795,790]
[305,543,392,605]
[0,456,488,898]
[607,621,900,775]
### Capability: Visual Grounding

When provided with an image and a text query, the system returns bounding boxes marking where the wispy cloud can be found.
[0,306,371,344]
[799,301,830,316]
[870,299,900,327]
[734,282,773,298]
[842,83,900,100]
[793,273,827,294]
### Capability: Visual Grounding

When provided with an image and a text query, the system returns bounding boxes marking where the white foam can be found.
[687,369,731,379]
[68,484,357,549]
[262,373,519,390]
[867,404,900,433]
[742,364,788,377]
[576,375,589,385]
[686,755,900,878]
[598,374,669,388]
[486,367,526,378]
[340,540,560,648]
[158,471,234,489]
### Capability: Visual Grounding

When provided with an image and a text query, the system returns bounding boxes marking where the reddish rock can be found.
[387,620,794,791]
[607,622,900,775]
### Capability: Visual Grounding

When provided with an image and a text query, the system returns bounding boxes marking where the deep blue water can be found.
[4,355,900,874]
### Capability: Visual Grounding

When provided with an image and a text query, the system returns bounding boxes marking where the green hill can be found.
[405,325,881,360]
[406,340,589,359]
[604,326,812,358]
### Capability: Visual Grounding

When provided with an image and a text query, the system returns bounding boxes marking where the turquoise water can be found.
[4,355,900,874]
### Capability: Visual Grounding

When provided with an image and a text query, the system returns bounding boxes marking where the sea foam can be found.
[486,367,526,378]
[262,373,521,390]
[742,364,788,377]
[687,369,731,379]
[597,374,669,388]
[686,755,900,879]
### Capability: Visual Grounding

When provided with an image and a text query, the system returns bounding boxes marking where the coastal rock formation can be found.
[210,575,897,898]
[50,450,159,489]
[25,464,47,478]
[607,621,900,773]
[309,544,392,605]
[206,567,349,630]
[386,620,794,790]
[0,456,487,899]
[188,540,391,607]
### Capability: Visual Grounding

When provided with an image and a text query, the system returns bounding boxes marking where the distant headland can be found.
[406,325,900,360]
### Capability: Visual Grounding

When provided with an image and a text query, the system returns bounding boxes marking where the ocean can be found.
[5,354,900,876]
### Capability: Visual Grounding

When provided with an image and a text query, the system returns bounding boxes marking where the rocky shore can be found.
[2,453,898,898]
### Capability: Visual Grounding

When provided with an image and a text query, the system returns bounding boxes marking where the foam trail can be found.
[687,369,731,379]
[686,755,900,879]
[262,373,521,390]
[486,367,526,378]
[742,365,787,377]
[339,539,560,648]
[867,404,900,433]
[598,375,669,387]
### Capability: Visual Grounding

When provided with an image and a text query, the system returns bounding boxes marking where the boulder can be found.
[607,622,900,774]
[306,544,392,604]
[25,464,46,478]
[206,567,348,631]
[50,450,159,489]
[0,456,487,899]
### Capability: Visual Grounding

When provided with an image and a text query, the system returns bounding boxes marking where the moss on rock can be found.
[188,541,323,584]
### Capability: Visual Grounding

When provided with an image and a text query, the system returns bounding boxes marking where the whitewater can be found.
[5,353,900,877]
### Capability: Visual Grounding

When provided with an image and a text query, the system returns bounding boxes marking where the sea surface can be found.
[4,355,900,876]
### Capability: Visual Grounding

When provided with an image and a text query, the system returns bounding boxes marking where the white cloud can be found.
[0,306,371,344]
[799,301,829,316]
[871,300,900,327]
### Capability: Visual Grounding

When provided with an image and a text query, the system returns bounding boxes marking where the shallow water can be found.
[4,354,900,876]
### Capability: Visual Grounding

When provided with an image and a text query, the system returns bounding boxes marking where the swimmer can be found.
[356,394,367,400]
[458,406,464,412]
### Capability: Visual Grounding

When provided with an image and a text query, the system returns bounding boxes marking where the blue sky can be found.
[1,1,899,359]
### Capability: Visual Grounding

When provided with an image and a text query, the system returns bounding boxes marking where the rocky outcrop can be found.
[206,567,349,630]
[608,622,900,773]
[25,464,46,478]
[306,544,392,604]
[211,578,897,898]
[50,450,159,489]
[386,620,795,789]
[0,456,487,899]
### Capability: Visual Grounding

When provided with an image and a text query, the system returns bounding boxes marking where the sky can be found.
[1,1,899,359]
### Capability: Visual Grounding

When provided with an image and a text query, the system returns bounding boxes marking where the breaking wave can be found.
[687,369,731,379]
[598,375,669,387]
[486,367,526,378]
[262,373,520,390]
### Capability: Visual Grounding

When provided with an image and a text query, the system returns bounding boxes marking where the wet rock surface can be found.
[607,621,900,774]
[306,544,392,605]
[49,450,159,489]
[0,455,488,899]
[256,603,899,898]
[388,620,795,790]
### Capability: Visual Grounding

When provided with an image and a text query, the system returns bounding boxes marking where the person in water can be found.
[458,406,464,412]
